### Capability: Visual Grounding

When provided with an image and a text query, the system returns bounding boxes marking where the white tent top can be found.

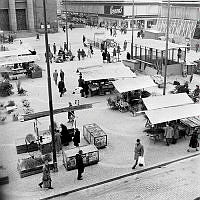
[134,39,187,51]
[78,62,136,81]
[145,103,200,125]
[143,93,193,110]
[0,55,39,66]
[112,75,156,93]
[0,49,31,58]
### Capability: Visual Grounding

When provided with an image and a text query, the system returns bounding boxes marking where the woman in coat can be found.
[39,160,53,189]
[73,128,80,147]
[58,80,65,97]
[60,124,72,146]
[132,139,144,169]
[187,133,199,152]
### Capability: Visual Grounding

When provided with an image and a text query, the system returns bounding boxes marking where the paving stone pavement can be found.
[0,27,200,200]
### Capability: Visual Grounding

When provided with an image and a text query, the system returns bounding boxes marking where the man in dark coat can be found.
[187,133,199,152]
[58,80,65,97]
[102,51,107,63]
[60,69,64,81]
[53,43,57,55]
[76,150,84,180]
[73,128,80,147]
[60,124,72,146]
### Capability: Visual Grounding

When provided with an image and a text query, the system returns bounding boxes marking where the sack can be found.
[138,156,145,167]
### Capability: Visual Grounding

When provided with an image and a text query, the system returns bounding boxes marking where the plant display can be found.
[18,153,52,171]
[0,80,13,97]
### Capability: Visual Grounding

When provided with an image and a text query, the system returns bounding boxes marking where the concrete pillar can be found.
[27,0,35,31]
[9,0,17,31]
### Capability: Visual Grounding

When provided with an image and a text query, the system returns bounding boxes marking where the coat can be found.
[76,153,84,172]
[102,52,107,60]
[73,129,80,146]
[134,143,144,160]
[42,165,51,188]
[60,71,64,80]
[164,126,174,139]
[58,81,65,93]
[189,134,199,148]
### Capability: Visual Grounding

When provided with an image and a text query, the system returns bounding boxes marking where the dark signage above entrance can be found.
[104,5,124,16]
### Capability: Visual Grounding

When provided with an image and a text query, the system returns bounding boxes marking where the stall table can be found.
[62,145,99,170]
[83,123,107,148]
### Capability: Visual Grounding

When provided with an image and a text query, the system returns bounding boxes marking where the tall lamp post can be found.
[131,0,135,59]
[43,0,58,172]
[65,0,69,51]
[163,0,170,95]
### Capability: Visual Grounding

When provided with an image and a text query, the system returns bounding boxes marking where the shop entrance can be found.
[0,9,9,31]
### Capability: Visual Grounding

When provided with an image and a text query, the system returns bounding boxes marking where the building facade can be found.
[62,0,161,29]
[0,0,58,32]
[156,0,200,41]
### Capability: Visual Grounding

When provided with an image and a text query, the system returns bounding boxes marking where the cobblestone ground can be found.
[56,155,200,200]
[0,27,200,200]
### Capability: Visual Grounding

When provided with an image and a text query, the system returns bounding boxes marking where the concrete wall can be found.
[0,1,9,9]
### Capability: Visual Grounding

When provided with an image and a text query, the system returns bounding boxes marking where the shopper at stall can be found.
[60,69,64,81]
[73,128,80,147]
[53,70,58,85]
[127,52,131,60]
[164,123,174,146]
[60,124,72,145]
[106,52,111,63]
[132,139,144,169]
[172,124,179,144]
[76,150,84,180]
[187,132,199,152]
[39,160,53,189]
[68,102,75,122]
[83,81,89,98]
[58,80,65,97]
[55,130,62,153]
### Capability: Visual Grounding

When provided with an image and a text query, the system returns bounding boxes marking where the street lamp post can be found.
[163,0,170,95]
[43,0,58,172]
[131,0,135,59]
[65,0,69,51]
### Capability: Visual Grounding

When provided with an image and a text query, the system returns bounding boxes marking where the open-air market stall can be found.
[83,123,107,148]
[108,76,156,112]
[62,145,99,170]
[142,93,193,111]
[77,63,136,96]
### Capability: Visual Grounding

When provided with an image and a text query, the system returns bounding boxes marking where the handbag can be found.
[138,156,145,167]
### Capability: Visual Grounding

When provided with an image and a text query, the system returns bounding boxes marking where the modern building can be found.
[62,0,161,29]
[156,0,200,42]
[0,0,58,32]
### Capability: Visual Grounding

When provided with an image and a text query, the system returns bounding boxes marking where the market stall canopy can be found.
[0,49,31,58]
[78,63,136,81]
[0,55,39,66]
[134,39,187,51]
[112,76,156,93]
[145,103,200,125]
[143,93,193,110]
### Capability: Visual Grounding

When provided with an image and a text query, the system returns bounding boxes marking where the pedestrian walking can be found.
[58,80,65,97]
[53,70,58,85]
[113,48,116,57]
[106,52,111,63]
[20,40,23,45]
[195,43,199,52]
[164,123,174,146]
[76,150,84,180]
[81,49,86,59]
[54,130,62,153]
[90,44,93,55]
[132,139,144,169]
[123,40,127,51]
[77,49,81,61]
[187,132,199,152]
[83,35,86,44]
[102,51,107,63]
[53,43,56,55]
[64,42,67,51]
[110,27,112,36]
[60,69,64,81]
[63,26,65,32]
[83,81,89,98]
[190,73,193,83]
[73,128,80,147]
[39,160,53,189]
[177,48,182,62]
[87,48,92,58]
[127,52,131,60]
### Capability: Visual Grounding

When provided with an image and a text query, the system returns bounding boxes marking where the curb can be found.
[40,152,200,200]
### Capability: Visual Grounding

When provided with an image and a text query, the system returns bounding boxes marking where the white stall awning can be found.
[145,103,200,125]
[0,55,40,66]
[112,76,156,93]
[143,93,193,110]
[78,63,136,81]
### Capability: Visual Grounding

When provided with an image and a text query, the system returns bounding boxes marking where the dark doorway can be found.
[16,9,27,30]
[0,9,9,31]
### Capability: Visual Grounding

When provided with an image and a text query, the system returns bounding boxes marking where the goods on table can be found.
[83,123,107,148]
